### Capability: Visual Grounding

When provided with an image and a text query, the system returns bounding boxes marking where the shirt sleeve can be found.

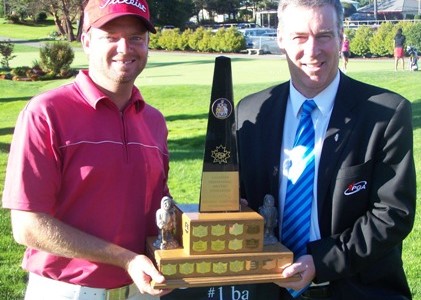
[2,104,61,213]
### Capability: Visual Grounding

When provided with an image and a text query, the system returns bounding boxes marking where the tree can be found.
[42,0,83,42]
[149,0,194,28]
[8,0,83,42]
[207,0,242,20]
[0,39,16,70]
[342,2,357,18]
[191,0,208,23]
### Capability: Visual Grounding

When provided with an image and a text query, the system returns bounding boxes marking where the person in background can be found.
[2,0,172,299]
[394,28,406,71]
[236,0,416,299]
[340,34,350,72]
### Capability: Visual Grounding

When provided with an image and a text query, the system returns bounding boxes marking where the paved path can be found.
[0,36,49,48]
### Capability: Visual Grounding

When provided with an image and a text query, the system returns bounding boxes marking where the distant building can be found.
[358,0,420,19]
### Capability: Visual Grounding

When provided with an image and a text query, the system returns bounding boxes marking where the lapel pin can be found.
[334,133,339,142]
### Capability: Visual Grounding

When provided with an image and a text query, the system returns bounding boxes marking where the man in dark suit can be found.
[236,0,416,299]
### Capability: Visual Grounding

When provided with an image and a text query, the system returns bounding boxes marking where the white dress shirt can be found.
[279,72,339,243]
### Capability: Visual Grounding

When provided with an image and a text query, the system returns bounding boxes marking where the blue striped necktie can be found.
[282,99,317,298]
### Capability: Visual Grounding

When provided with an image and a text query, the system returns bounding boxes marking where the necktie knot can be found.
[301,100,317,117]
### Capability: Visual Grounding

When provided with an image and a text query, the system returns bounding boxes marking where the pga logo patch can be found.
[344,181,367,196]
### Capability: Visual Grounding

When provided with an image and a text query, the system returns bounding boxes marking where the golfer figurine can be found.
[154,196,179,250]
[258,194,278,245]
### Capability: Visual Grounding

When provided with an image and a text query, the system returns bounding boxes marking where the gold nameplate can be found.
[230,260,244,272]
[211,240,226,251]
[228,239,243,250]
[196,261,211,274]
[192,225,208,238]
[211,224,226,236]
[179,263,195,275]
[229,223,244,236]
[200,171,239,212]
[192,240,208,252]
[213,262,228,274]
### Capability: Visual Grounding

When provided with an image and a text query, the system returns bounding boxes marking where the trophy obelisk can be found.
[147,56,296,290]
[199,56,239,212]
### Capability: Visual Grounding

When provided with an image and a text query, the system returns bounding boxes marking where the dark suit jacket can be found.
[236,73,416,300]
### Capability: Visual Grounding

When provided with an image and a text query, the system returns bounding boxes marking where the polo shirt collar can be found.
[75,70,144,111]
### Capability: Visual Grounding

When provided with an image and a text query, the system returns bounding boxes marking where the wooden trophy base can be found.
[151,272,300,289]
[147,237,298,289]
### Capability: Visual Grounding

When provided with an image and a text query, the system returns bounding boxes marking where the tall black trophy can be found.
[200,56,239,212]
[147,57,295,289]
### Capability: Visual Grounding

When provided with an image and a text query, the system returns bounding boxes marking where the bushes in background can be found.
[0,41,75,81]
[348,21,421,58]
[150,22,420,57]
[39,41,74,77]
[0,40,16,69]
[150,26,246,53]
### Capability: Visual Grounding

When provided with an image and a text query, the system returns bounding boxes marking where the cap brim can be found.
[89,13,157,34]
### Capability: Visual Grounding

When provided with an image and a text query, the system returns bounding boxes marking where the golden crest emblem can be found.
[230,260,245,272]
[179,263,195,275]
[229,223,244,236]
[228,239,243,250]
[211,239,226,251]
[161,264,177,276]
[192,225,208,238]
[192,240,208,252]
[196,261,212,274]
[211,145,231,164]
[211,224,226,236]
[213,262,228,274]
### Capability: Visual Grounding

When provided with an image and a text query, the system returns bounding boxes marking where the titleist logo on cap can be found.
[100,0,147,12]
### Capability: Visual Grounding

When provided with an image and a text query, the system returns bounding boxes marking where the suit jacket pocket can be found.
[331,160,374,232]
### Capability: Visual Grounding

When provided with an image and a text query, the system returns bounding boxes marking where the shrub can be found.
[11,66,30,77]
[211,28,227,52]
[370,22,394,57]
[350,26,373,57]
[404,22,421,51]
[39,42,74,76]
[197,29,213,52]
[188,27,206,51]
[149,26,248,53]
[0,40,17,70]
[178,29,192,51]
[149,31,162,50]
[36,12,48,23]
[220,27,246,53]
[6,13,20,24]
[158,29,181,51]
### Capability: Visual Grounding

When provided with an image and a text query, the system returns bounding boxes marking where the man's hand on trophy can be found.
[127,254,173,296]
[276,254,316,290]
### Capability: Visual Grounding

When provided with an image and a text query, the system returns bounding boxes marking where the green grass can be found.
[0,18,57,40]
[0,27,420,299]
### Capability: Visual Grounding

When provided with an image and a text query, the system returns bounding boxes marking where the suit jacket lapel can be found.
[317,74,359,236]
[266,84,290,200]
